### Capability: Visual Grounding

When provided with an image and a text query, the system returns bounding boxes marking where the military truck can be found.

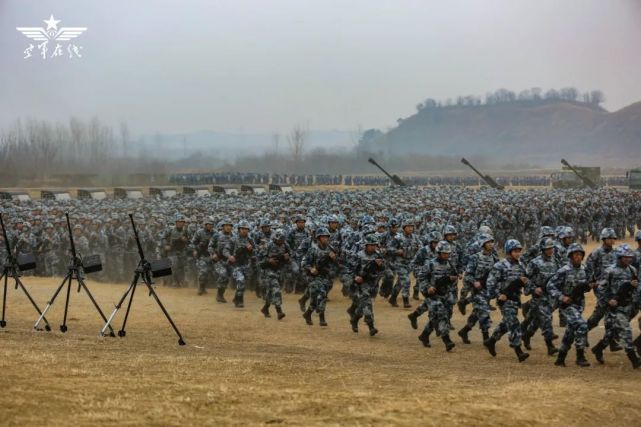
[627,168,641,190]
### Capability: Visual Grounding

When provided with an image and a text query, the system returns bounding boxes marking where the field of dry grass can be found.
[2,239,641,425]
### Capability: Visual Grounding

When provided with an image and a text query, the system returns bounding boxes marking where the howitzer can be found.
[460,158,504,190]
[560,159,598,189]
[367,157,406,186]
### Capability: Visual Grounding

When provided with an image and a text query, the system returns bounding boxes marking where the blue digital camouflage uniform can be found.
[463,249,498,334]
[524,252,560,341]
[547,263,590,353]
[487,258,527,348]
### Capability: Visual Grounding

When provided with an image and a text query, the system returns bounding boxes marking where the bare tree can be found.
[120,121,130,157]
[287,124,307,164]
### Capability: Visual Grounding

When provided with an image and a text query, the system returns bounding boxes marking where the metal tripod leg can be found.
[1,270,8,328]
[13,274,51,331]
[100,272,139,337]
[76,277,115,336]
[141,274,186,346]
[60,272,73,333]
[34,272,71,331]
[118,273,140,337]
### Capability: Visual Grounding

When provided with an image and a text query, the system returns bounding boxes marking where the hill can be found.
[361,100,641,166]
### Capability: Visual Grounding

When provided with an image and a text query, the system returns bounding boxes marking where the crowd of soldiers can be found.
[169,172,629,187]
[2,186,641,368]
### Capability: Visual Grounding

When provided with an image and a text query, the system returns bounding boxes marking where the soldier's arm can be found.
[546,268,565,301]
[486,263,502,299]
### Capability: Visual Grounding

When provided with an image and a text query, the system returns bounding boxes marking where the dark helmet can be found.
[388,217,400,228]
[478,234,494,247]
[272,230,285,241]
[315,227,330,238]
[237,220,251,230]
[504,239,522,254]
[541,238,556,250]
[435,240,452,254]
[566,243,585,257]
[616,244,634,258]
[428,231,443,243]
[599,227,617,240]
[364,234,379,246]
[443,224,457,236]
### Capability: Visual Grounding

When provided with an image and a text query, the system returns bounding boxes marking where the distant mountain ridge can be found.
[360,100,641,166]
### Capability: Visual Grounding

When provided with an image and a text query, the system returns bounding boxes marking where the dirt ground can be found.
[2,239,641,426]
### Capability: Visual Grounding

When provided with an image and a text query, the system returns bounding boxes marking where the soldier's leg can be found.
[196,258,208,295]
[538,302,558,355]
[214,262,229,303]
[587,301,606,330]
[231,267,246,307]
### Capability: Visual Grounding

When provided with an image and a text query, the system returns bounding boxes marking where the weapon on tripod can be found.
[100,214,185,345]
[0,212,49,330]
[460,158,504,190]
[560,159,598,189]
[367,157,406,186]
[34,213,113,334]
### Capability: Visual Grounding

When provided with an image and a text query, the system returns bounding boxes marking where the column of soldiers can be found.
[2,186,641,369]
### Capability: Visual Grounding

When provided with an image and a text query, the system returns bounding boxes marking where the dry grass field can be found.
[2,239,641,426]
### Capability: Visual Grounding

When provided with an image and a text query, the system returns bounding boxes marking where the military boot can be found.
[402,296,412,308]
[457,299,467,316]
[412,286,419,300]
[576,348,591,367]
[514,345,529,362]
[319,311,328,327]
[367,321,378,336]
[555,349,567,367]
[442,334,456,352]
[484,336,497,357]
[545,338,559,356]
[388,289,399,307]
[216,287,227,303]
[298,296,307,312]
[457,325,471,344]
[276,305,286,320]
[260,302,271,318]
[591,339,607,364]
[626,349,641,369]
[482,330,490,342]
[302,308,313,325]
[407,312,418,329]
[634,335,641,355]
[346,302,356,319]
[522,330,532,350]
[351,315,360,333]
[197,283,207,296]
[610,340,623,352]
[418,330,431,347]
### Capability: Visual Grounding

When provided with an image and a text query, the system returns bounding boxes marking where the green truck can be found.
[627,168,641,190]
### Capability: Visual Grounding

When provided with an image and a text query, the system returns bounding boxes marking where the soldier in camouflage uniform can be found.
[106,215,127,282]
[259,230,290,320]
[547,243,592,367]
[301,227,337,326]
[387,219,421,308]
[522,238,560,355]
[591,245,641,368]
[191,217,215,295]
[409,241,457,351]
[286,215,308,294]
[39,223,60,276]
[252,219,273,299]
[586,228,618,333]
[484,239,530,362]
[162,214,190,288]
[350,234,385,336]
[377,217,399,299]
[210,218,234,302]
[225,220,255,308]
[457,234,498,344]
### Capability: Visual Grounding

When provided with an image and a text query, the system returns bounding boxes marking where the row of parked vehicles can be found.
[0,184,295,201]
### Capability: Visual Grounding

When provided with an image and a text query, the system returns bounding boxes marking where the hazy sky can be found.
[1,0,640,135]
